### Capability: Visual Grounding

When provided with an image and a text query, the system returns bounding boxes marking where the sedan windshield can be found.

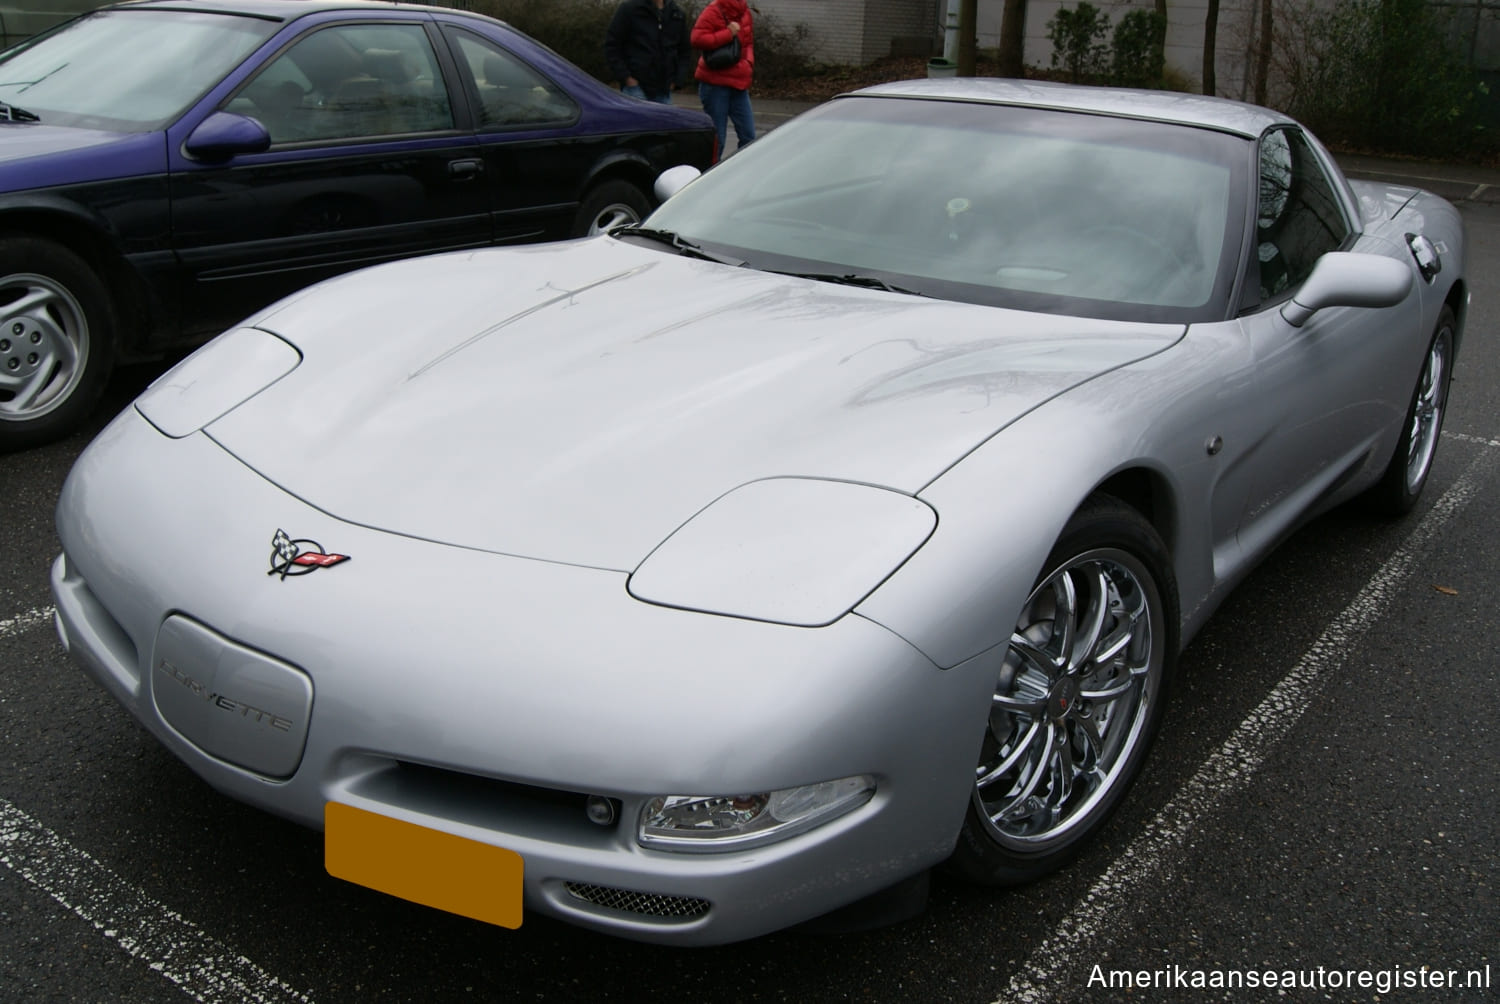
[0,10,277,131]
[646,96,1251,322]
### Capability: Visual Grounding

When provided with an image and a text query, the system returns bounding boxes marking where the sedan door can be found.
[441,26,613,243]
[167,18,489,337]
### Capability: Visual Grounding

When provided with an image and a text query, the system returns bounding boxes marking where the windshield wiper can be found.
[771,270,927,297]
[609,226,744,266]
[0,101,39,123]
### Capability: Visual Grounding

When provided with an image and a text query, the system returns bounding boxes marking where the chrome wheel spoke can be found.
[1067,565,1111,672]
[1080,675,1135,703]
[1010,630,1063,676]
[976,543,1163,850]
[990,722,1055,823]
[1049,573,1078,668]
[976,717,1046,790]
[992,691,1046,714]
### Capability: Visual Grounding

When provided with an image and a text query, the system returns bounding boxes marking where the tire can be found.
[0,237,116,453]
[1366,306,1455,516]
[573,180,651,237]
[948,495,1178,886]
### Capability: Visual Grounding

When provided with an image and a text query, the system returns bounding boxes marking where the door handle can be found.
[448,158,484,180]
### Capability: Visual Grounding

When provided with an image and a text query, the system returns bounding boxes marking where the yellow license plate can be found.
[325,802,523,928]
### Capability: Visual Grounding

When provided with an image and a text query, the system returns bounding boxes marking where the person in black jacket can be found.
[604,0,692,104]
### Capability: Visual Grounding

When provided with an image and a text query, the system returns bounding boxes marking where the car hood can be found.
[205,239,1183,570]
[0,124,164,189]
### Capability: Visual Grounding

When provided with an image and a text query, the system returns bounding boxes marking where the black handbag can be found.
[704,35,740,71]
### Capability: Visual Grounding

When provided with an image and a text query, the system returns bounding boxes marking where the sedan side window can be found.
[234,23,454,143]
[449,30,577,128]
[1255,127,1350,300]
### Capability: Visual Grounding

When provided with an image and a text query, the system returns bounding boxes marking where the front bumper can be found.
[52,408,1001,944]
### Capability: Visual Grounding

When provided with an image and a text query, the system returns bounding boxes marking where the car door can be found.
[1230,126,1420,552]
[167,18,488,336]
[440,26,597,243]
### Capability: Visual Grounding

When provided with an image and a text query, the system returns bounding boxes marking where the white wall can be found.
[976,0,1265,96]
[754,0,939,64]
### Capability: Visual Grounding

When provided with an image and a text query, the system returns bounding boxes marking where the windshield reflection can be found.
[645,96,1250,323]
[0,10,275,131]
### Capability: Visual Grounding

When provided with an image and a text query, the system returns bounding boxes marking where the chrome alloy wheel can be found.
[0,272,89,422]
[1404,323,1451,495]
[974,548,1163,851]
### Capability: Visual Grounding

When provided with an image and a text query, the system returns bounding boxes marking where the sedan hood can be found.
[0,124,164,190]
[205,239,1181,570]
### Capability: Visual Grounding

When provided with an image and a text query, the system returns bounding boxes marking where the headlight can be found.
[135,327,300,437]
[638,776,875,852]
[628,478,936,627]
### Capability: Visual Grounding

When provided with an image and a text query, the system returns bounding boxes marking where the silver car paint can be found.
[51,79,1468,944]
[53,410,1003,943]
[205,238,1181,572]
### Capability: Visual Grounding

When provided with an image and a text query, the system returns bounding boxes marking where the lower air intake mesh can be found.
[563,882,710,919]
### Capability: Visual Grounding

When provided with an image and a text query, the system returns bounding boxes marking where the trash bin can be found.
[927,57,958,79]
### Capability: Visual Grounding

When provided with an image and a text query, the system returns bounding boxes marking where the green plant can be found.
[1109,9,1166,88]
[468,0,618,81]
[1048,2,1111,83]
[1275,0,1492,158]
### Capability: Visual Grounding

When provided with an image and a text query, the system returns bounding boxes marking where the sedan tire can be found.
[0,237,115,453]
[574,180,651,237]
[949,494,1178,886]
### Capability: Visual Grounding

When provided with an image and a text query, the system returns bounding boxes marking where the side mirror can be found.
[184,112,272,163]
[654,164,701,203]
[1280,252,1413,327]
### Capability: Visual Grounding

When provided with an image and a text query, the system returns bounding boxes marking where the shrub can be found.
[1048,2,1112,83]
[1275,0,1491,158]
[1109,9,1166,88]
[468,0,618,82]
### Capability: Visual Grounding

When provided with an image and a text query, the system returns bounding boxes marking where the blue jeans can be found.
[622,83,673,105]
[698,82,755,154]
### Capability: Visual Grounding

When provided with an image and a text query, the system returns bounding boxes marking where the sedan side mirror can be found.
[1280,252,1413,327]
[654,164,701,203]
[184,112,272,163]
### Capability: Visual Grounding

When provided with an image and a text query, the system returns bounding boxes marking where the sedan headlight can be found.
[628,478,936,627]
[639,776,876,852]
[135,327,300,437]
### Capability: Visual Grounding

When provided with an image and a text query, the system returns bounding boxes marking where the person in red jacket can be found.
[691,0,755,154]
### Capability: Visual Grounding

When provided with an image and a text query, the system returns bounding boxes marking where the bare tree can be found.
[997,0,1028,77]
[1155,0,1169,76]
[959,0,980,75]
[1254,0,1273,104]
[1203,0,1219,94]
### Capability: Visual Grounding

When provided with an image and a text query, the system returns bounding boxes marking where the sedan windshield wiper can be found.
[0,101,39,123]
[772,270,927,297]
[609,226,744,266]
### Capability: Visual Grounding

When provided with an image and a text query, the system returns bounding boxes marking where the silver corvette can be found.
[52,79,1465,945]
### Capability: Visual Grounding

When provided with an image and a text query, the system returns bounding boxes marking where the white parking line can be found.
[0,797,313,1004]
[0,605,54,639]
[1444,430,1500,448]
[999,444,1496,1004]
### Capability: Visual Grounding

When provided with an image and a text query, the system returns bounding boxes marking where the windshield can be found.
[646,96,1250,322]
[0,10,277,131]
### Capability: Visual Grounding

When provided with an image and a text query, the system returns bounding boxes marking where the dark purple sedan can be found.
[0,0,714,450]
